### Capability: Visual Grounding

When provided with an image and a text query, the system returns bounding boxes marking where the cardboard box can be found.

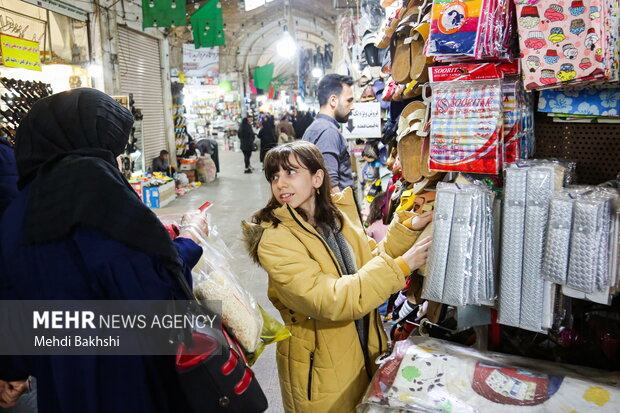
[143,186,160,208]
[180,159,196,171]
[129,181,143,200]
[185,170,197,183]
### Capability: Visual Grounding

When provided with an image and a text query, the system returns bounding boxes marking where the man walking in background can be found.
[302,74,355,193]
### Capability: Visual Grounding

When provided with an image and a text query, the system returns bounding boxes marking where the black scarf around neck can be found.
[14,88,184,277]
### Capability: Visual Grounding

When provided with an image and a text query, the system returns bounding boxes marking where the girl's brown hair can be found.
[252,141,343,229]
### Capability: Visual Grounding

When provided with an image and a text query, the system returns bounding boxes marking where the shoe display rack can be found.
[0,78,53,145]
[172,82,188,156]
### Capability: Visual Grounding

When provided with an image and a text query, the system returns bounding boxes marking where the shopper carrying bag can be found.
[242,141,433,413]
[0,89,212,413]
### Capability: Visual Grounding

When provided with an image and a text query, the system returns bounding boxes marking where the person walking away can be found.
[258,115,277,164]
[152,149,174,173]
[242,141,433,413]
[0,89,210,413]
[277,115,296,145]
[303,74,355,193]
[239,115,256,173]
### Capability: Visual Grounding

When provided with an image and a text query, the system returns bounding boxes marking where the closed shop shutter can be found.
[118,26,167,170]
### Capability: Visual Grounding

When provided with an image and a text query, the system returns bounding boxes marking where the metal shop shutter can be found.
[118,26,167,170]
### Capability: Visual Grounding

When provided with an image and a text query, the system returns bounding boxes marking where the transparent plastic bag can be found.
[245,306,292,366]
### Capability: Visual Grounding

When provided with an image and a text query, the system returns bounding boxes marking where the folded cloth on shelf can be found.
[515,0,619,89]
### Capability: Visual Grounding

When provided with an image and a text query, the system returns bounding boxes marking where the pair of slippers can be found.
[389,0,434,87]
[396,99,440,184]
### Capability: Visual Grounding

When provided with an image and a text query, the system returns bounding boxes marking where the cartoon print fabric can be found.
[360,337,620,412]
[515,0,616,90]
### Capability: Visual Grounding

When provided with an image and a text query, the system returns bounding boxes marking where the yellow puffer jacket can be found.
[242,188,421,413]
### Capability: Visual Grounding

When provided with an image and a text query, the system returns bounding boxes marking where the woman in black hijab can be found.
[0,89,208,412]
[257,115,277,164]
[238,115,255,173]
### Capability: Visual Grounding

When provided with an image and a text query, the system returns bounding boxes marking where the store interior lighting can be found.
[87,63,103,80]
[311,67,323,78]
[276,31,297,59]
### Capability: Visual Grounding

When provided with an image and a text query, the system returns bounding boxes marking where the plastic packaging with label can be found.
[357,336,620,413]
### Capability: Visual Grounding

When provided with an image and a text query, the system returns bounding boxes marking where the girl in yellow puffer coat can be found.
[242,141,432,413]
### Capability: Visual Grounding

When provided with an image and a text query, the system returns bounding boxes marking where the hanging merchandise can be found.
[538,86,620,122]
[190,0,225,49]
[141,0,186,29]
[425,0,514,61]
[428,64,504,175]
[422,181,496,306]
[515,0,619,90]
[498,160,574,333]
[358,336,620,413]
[542,187,619,305]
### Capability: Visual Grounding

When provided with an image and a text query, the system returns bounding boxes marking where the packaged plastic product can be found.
[426,0,514,61]
[498,161,571,332]
[422,180,496,306]
[544,186,620,305]
[357,336,620,413]
[428,64,504,175]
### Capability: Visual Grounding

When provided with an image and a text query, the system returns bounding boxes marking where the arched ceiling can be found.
[220,0,345,82]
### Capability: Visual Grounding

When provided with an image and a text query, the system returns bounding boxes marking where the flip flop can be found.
[409,13,433,83]
[396,101,427,183]
[376,7,404,49]
[389,6,419,84]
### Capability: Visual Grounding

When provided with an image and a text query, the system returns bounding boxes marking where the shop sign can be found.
[341,102,381,139]
[20,0,88,22]
[182,44,219,84]
[0,34,41,71]
[0,7,47,44]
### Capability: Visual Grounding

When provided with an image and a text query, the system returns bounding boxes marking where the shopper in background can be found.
[276,114,295,145]
[242,141,432,413]
[181,141,200,158]
[258,114,277,164]
[365,192,389,243]
[0,89,209,413]
[239,115,256,173]
[152,149,173,173]
[303,74,355,193]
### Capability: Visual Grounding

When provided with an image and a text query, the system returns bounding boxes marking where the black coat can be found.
[238,123,255,152]
[258,126,277,162]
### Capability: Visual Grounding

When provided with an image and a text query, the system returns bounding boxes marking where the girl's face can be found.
[270,154,324,216]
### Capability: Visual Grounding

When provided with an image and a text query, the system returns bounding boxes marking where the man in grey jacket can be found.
[302,74,355,193]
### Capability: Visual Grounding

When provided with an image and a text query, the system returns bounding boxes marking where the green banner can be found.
[141,0,186,29]
[190,0,225,48]
[253,63,274,91]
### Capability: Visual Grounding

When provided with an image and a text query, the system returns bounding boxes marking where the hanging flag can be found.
[141,0,186,29]
[253,63,274,90]
[268,84,275,100]
[190,0,225,49]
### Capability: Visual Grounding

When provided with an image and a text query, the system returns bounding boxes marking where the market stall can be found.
[335,0,620,390]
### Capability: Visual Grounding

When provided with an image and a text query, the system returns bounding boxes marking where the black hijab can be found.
[15,88,184,274]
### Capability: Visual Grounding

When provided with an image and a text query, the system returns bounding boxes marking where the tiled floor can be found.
[155,149,284,412]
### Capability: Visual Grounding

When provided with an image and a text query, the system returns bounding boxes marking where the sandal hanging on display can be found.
[396,101,427,183]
